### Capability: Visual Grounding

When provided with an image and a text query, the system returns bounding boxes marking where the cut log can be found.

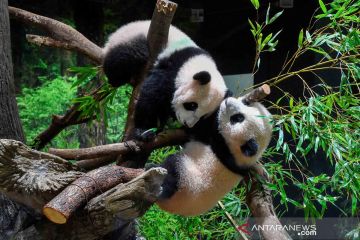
[0,139,83,211]
[241,84,271,104]
[43,165,144,224]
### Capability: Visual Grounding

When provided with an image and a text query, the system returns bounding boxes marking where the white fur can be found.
[172,55,227,128]
[103,20,196,57]
[218,97,273,167]
[104,20,227,129]
[157,97,273,216]
[156,141,242,216]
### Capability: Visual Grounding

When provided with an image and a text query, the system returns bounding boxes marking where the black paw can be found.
[144,162,160,170]
[134,128,157,142]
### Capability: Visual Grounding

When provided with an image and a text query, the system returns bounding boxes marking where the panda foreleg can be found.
[133,66,174,141]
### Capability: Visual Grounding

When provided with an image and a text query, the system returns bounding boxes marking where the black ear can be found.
[241,138,258,157]
[193,71,211,85]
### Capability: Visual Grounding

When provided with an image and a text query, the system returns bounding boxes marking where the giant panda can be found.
[154,96,273,216]
[103,21,229,141]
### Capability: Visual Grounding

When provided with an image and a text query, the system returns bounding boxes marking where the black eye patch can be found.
[242,99,251,106]
[183,102,198,111]
[230,113,245,124]
[241,138,258,157]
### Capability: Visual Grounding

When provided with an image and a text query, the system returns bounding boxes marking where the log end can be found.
[262,84,271,95]
[43,207,67,224]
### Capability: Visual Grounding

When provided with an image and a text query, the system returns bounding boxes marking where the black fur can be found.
[241,138,258,157]
[134,47,210,140]
[193,71,211,85]
[189,110,251,176]
[103,36,148,87]
[155,154,181,199]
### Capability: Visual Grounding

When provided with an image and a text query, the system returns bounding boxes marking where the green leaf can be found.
[248,18,255,30]
[352,196,357,216]
[298,29,304,48]
[250,0,260,10]
[305,30,312,43]
[265,4,270,25]
[318,0,327,14]
[269,10,283,24]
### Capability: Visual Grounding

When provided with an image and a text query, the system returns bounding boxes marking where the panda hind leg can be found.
[157,154,181,199]
[103,36,149,87]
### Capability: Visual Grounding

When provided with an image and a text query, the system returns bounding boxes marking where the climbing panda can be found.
[155,96,273,216]
[103,20,229,140]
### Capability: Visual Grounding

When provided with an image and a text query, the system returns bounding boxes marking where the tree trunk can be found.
[73,0,107,148]
[0,1,33,239]
[0,0,25,142]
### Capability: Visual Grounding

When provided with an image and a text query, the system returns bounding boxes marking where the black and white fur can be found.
[155,96,273,216]
[103,21,229,140]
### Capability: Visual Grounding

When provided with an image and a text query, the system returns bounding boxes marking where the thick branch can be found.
[49,129,187,160]
[43,165,144,224]
[241,84,271,104]
[9,6,103,63]
[0,139,83,211]
[123,0,178,140]
[245,164,291,240]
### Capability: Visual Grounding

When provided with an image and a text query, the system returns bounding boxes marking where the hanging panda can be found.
[103,21,230,140]
[154,96,273,216]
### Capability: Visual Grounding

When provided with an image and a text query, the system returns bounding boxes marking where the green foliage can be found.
[17,75,79,148]
[248,3,283,72]
[140,187,249,239]
[253,0,360,221]
[105,85,132,142]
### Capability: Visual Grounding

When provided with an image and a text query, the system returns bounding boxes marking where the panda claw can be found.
[134,128,157,142]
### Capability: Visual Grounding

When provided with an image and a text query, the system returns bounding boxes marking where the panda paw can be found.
[134,128,157,142]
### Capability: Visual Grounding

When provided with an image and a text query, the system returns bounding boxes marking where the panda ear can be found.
[193,71,211,85]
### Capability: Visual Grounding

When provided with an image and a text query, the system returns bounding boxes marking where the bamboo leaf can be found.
[318,0,327,13]
[266,4,270,25]
[269,10,283,24]
[250,0,260,10]
[298,29,304,48]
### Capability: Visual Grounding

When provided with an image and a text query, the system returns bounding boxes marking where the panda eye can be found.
[242,99,251,106]
[230,113,245,124]
[183,102,198,111]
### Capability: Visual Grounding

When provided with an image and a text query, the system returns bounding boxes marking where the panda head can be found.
[172,55,228,128]
[218,96,273,167]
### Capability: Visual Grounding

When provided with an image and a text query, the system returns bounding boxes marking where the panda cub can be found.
[155,96,273,216]
[103,21,229,140]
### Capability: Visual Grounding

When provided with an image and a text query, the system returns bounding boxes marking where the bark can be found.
[242,84,271,104]
[8,6,103,64]
[43,166,144,224]
[49,129,187,161]
[0,0,25,142]
[0,2,31,239]
[122,0,178,140]
[0,139,166,239]
[245,164,292,240]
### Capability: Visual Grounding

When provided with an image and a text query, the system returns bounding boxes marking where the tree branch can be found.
[49,129,187,160]
[245,163,292,240]
[0,139,167,239]
[242,84,271,104]
[43,165,144,224]
[9,6,103,64]
[122,0,178,141]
